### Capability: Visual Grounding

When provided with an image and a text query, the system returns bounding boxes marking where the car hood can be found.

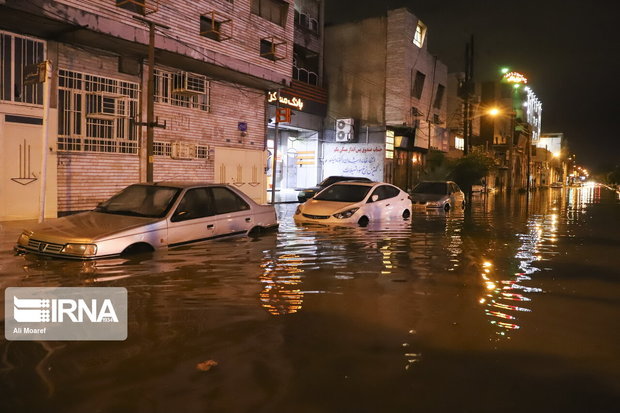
[24,211,163,244]
[411,193,447,202]
[301,200,359,216]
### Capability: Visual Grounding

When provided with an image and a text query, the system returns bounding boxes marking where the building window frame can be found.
[57,69,139,154]
[154,68,210,111]
[411,70,426,99]
[251,0,289,27]
[433,84,445,109]
[0,30,45,106]
[413,21,427,48]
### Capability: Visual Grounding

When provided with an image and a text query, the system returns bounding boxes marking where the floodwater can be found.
[1,186,619,412]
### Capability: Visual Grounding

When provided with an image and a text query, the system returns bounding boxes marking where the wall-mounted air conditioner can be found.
[86,93,128,120]
[172,72,206,95]
[335,118,354,142]
[171,141,197,160]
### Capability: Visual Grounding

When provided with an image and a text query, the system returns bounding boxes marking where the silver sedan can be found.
[410,181,466,211]
[15,183,278,259]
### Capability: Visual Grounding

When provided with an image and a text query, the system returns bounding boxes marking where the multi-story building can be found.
[479,73,542,190]
[323,8,448,191]
[265,0,328,196]
[0,0,294,220]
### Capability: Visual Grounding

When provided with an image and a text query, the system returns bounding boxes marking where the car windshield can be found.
[412,182,448,194]
[95,185,180,218]
[314,184,372,202]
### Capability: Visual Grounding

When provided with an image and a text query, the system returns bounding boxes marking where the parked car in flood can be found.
[294,181,411,226]
[297,175,372,202]
[15,183,278,259]
[410,181,465,211]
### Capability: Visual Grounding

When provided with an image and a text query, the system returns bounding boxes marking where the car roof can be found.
[329,181,384,187]
[143,182,231,189]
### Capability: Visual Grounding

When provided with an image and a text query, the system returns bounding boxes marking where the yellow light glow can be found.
[483,261,493,268]
[552,152,560,158]
[488,108,500,116]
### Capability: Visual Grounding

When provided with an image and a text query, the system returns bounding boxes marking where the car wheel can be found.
[444,203,451,212]
[248,226,264,238]
[358,216,369,227]
[402,209,411,219]
[121,242,154,257]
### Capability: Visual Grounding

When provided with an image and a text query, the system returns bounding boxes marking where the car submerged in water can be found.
[15,183,278,259]
[410,181,465,211]
[294,181,411,226]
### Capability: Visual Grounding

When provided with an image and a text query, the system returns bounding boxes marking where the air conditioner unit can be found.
[171,141,197,160]
[86,93,128,120]
[172,72,206,95]
[335,118,354,142]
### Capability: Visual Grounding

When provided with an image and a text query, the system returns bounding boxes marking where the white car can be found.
[293,181,411,226]
[15,183,278,259]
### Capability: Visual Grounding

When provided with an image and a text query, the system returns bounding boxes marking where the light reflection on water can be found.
[0,186,617,411]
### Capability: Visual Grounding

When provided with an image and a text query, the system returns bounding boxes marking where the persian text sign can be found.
[323,143,384,181]
[5,287,127,341]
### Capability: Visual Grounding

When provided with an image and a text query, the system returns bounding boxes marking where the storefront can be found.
[266,80,327,197]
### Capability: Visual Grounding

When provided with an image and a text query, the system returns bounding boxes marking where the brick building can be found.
[0,0,294,220]
[323,8,448,191]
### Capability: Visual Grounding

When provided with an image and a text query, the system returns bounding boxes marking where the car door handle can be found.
[245,217,251,222]
[386,203,391,207]
[207,224,214,229]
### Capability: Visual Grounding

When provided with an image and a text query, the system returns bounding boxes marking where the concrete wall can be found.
[324,17,387,125]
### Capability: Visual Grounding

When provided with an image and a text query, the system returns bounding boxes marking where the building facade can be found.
[324,8,448,191]
[0,0,295,220]
[266,0,328,196]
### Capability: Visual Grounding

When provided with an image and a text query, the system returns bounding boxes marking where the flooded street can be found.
[1,186,619,412]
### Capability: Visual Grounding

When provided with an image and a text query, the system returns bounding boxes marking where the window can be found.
[0,32,45,105]
[433,84,445,109]
[369,185,399,202]
[455,137,464,151]
[251,0,289,27]
[154,141,171,156]
[413,21,427,47]
[154,69,210,111]
[57,69,139,153]
[172,188,216,222]
[411,70,425,99]
[200,12,232,42]
[211,187,250,214]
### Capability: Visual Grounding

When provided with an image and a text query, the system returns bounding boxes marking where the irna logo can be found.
[13,296,119,323]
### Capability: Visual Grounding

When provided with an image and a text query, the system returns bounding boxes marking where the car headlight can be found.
[333,208,359,219]
[295,206,302,215]
[62,243,98,257]
[17,231,31,246]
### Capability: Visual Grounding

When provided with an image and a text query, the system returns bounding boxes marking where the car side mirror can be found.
[370,194,379,202]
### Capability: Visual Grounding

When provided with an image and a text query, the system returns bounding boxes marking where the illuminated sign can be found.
[502,71,528,84]
[385,130,394,159]
[267,91,304,111]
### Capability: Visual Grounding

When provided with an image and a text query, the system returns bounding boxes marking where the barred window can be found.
[154,141,172,156]
[57,69,139,154]
[197,145,209,159]
[0,31,45,105]
[154,69,210,111]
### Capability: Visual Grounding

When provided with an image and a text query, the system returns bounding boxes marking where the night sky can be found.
[325,0,618,171]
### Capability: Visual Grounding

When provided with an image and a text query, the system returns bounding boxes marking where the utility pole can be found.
[270,90,281,204]
[134,17,169,182]
[463,35,474,156]
[38,60,51,222]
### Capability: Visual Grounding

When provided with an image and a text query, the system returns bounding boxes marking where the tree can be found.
[448,151,494,193]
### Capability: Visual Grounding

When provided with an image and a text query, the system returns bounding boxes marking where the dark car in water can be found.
[297,176,372,202]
